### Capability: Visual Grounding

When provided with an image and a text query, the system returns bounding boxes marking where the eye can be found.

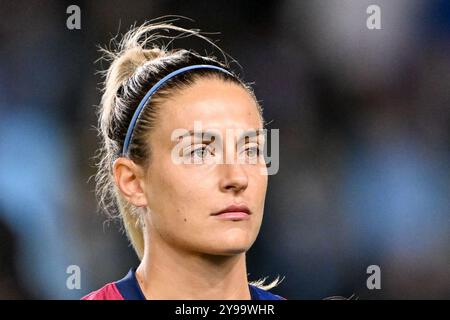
[244,145,262,158]
[189,145,213,162]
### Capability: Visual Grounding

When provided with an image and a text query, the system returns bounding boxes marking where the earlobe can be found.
[113,157,148,207]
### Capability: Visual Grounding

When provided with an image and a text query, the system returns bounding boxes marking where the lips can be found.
[212,204,251,220]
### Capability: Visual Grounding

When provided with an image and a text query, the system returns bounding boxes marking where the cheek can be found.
[146,163,212,225]
[251,168,268,197]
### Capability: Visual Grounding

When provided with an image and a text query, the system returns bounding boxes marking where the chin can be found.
[207,232,255,256]
[204,245,249,256]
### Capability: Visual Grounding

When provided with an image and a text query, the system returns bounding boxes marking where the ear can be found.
[113,157,148,207]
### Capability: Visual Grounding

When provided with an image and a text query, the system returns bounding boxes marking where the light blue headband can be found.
[122,64,234,156]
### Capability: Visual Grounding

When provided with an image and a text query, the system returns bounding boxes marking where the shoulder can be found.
[81,282,124,300]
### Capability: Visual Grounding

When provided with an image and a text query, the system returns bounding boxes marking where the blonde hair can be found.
[95,18,279,290]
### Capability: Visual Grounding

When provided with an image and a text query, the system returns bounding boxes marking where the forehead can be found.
[157,78,262,133]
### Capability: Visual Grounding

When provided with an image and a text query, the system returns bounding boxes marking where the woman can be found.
[83,20,283,300]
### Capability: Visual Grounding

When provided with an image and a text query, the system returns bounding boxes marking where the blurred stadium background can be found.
[0,0,448,299]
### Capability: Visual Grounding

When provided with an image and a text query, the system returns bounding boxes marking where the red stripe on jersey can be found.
[82,282,124,300]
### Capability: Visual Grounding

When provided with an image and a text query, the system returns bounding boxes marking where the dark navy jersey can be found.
[83,268,285,300]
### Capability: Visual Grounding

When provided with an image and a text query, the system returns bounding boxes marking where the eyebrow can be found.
[177,129,264,143]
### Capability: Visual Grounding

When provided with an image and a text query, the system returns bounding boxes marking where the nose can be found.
[219,163,249,193]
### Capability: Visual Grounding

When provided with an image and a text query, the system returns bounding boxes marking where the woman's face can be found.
[142,77,267,256]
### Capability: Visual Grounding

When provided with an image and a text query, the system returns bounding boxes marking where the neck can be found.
[136,231,251,300]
